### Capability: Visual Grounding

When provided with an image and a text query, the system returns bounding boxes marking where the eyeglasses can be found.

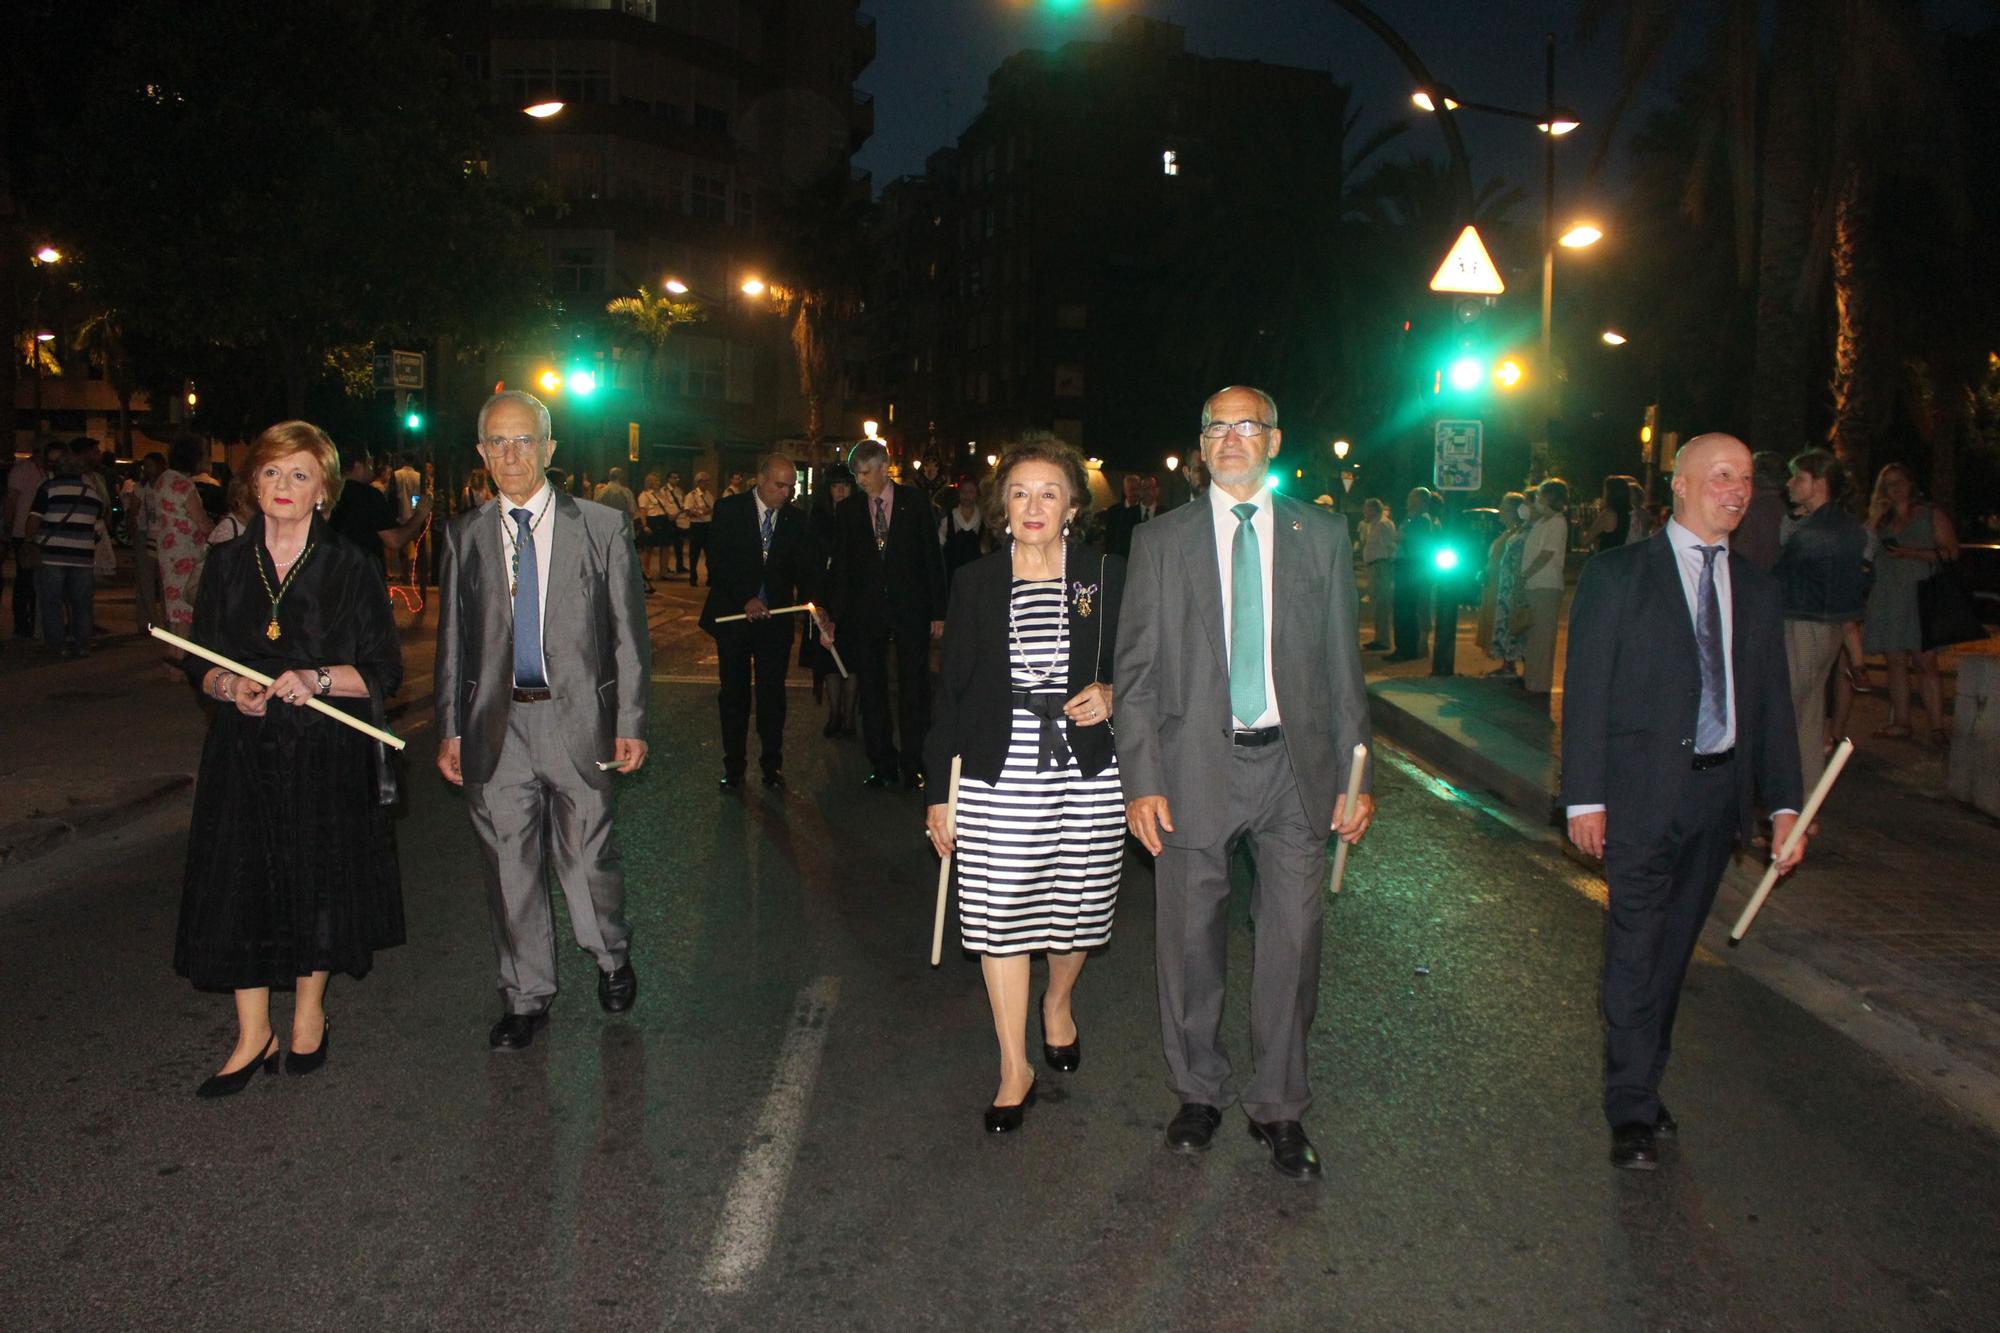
[479,435,546,456]
[1201,419,1273,440]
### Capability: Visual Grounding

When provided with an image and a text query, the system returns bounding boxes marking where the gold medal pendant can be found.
[266,618,282,642]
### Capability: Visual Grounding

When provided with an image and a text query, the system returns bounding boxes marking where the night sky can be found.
[851,0,1700,213]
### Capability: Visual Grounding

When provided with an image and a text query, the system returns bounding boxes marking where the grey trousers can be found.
[465,701,631,1015]
[1154,739,1328,1123]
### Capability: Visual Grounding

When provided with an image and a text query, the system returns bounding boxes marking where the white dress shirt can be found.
[499,485,556,683]
[1208,480,1280,728]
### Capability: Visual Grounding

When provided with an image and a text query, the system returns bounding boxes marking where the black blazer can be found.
[1559,531,1802,845]
[1102,502,1145,559]
[698,491,820,633]
[826,481,948,635]
[925,546,1125,800]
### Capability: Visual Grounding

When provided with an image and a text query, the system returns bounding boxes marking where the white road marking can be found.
[699,975,842,1294]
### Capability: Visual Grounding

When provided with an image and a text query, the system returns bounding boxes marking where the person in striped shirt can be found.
[25,438,107,655]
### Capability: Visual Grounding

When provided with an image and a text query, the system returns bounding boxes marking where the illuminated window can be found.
[1162,149,1179,177]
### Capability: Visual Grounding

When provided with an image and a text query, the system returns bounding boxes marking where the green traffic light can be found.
[1433,546,1461,573]
[567,369,597,397]
[404,412,423,431]
[1447,356,1485,392]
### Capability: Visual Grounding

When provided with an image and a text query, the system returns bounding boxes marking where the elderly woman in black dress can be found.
[925,433,1125,1134]
[177,420,404,1098]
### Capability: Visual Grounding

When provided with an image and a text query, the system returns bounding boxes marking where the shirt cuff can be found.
[1565,804,1606,817]
[1771,808,1799,819]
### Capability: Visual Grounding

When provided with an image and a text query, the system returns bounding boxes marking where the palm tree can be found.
[769,168,877,450]
[603,286,703,403]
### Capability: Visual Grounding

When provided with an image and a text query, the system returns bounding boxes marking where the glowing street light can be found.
[33,246,62,265]
[523,100,564,119]
[740,277,767,297]
[663,278,690,295]
[1410,90,1461,112]
[984,453,998,468]
[862,419,881,439]
[1537,110,1582,136]
[1601,330,1629,346]
[1165,454,1180,472]
[1332,438,1351,460]
[35,330,56,343]
[1559,223,1603,248]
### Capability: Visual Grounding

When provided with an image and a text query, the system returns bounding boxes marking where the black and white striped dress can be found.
[956,578,1125,956]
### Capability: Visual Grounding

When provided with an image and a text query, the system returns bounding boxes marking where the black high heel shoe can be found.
[1041,993,1081,1073]
[195,1034,280,1099]
[984,1078,1038,1134]
[285,1019,331,1077]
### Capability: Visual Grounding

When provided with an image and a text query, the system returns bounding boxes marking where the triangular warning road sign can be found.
[1429,225,1505,295]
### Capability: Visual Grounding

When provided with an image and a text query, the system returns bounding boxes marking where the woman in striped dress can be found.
[926,433,1126,1134]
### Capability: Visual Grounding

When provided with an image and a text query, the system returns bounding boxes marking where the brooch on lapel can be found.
[1291,520,1303,531]
[1070,580,1098,618]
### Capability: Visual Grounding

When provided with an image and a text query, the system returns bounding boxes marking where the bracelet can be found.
[315,666,333,697]
[213,670,234,701]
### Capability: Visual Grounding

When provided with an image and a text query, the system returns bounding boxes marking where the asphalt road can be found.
[3,625,1998,1330]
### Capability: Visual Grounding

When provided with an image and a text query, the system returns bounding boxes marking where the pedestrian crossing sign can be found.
[1429,226,1505,295]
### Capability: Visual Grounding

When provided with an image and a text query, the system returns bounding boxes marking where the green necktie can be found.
[1230,502,1267,726]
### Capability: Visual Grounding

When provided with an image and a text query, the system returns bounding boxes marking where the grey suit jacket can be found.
[434,492,651,791]
[1114,490,1373,849]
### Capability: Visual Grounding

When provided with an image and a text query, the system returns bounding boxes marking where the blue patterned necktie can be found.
[758,503,775,604]
[511,507,546,689]
[1694,544,1727,751]
[873,494,889,550]
[1229,502,1267,726]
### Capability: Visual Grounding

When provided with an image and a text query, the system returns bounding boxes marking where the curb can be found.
[0,774,195,869]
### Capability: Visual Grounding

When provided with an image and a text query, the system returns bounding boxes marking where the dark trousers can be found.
[855,623,931,777]
[663,526,686,572]
[1154,738,1326,1123]
[1600,762,1739,1126]
[685,524,709,584]
[10,539,36,637]
[1391,562,1428,657]
[35,563,95,652]
[716,621,793,778]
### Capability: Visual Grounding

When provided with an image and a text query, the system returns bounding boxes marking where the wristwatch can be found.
[315,666,333,698]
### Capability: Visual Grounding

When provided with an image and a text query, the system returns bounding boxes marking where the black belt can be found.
[512,687,552,703]
[1691,747,1734,770]
[1011,691,1073,771]
[1232,725,1283,748]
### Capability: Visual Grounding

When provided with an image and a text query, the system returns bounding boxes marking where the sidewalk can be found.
[1360,581,2000,1095]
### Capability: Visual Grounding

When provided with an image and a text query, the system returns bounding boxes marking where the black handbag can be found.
[1918,560,1988,651]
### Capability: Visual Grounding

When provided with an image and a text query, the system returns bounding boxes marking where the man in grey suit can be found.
[435,390,653,1050]
[1116,385,1376,1180]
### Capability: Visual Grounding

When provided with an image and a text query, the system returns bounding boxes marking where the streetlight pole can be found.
[1539,33,1555,481]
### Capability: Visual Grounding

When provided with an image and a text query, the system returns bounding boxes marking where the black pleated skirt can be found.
[174,704,404,992]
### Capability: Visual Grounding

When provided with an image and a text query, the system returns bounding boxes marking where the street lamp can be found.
[663,278,690,295]
[1164,454,1180,472]
[523,99,564,119]
[1333,438,1351,460]
[1601,330,1629,346]
[740,277,767,297]
[1559,223,1603,249]
[1410,90,1460,112]
[862,419,881,440]
[33,246,62,265]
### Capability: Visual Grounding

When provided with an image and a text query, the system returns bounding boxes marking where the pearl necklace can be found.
[1007,538,1067,685]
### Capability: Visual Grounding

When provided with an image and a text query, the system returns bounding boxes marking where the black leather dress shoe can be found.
[862,769,899,788]
[489,1012,547,1050]
[984,1079,1037,1134]
[1655,1105,1678,1138]
[903,770,925,791]
[284,1019,331,1077]
[1610,1121,1660,1170]
[599,963,638,1014]
[1165,1102,1223,1152]
[1247,1117,1323,1180]
[762,769,785,789]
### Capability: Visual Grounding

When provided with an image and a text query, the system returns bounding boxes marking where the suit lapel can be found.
[546,492,586,639]
[1270,495,1306,678]
[1645,532,1699,663]
[1178,501,1227,670]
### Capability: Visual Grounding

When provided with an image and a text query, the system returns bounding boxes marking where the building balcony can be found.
[850,89,874,150]
[854,10,877,76]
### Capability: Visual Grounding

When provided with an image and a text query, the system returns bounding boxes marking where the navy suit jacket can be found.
[1559,532,1803,847]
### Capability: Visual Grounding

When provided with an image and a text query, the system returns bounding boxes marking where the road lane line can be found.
[699,975,842,1294]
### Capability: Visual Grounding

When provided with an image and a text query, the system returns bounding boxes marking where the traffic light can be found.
[537,368,563,394]
[567,368,598,397]
[404,394,424,432]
